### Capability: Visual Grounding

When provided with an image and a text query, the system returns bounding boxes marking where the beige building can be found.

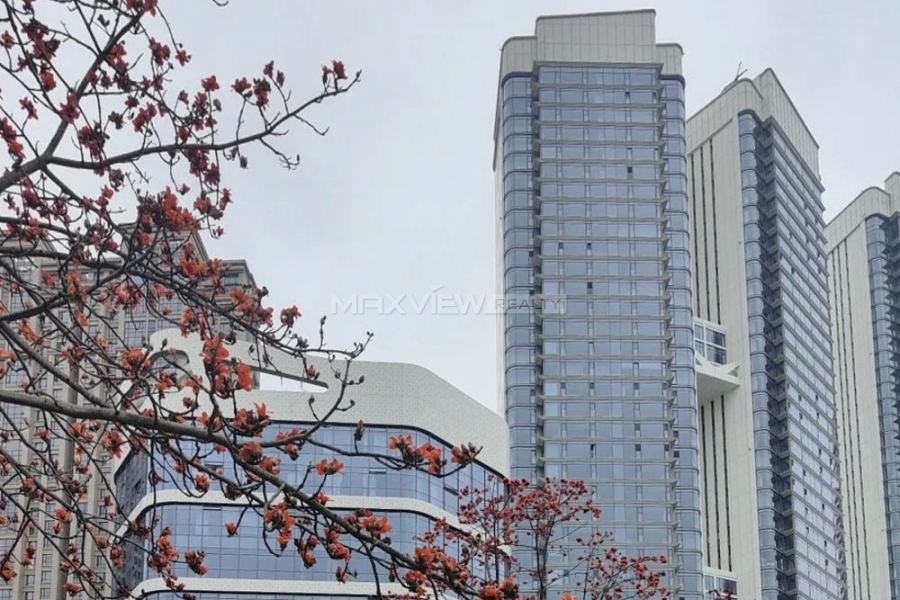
[826,172,900,600]
[687,70,845,600]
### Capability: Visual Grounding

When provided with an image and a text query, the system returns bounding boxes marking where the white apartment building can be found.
[826,171,900,600]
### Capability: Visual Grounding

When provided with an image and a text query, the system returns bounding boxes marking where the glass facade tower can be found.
[864,214,900,598]
[496,12,702,599]
[739,113,844,599]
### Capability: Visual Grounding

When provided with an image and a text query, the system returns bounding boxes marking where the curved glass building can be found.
[114,330,508,600]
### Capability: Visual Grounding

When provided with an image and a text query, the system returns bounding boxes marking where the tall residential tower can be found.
[687,70,846,600]
[826,172,900,600]
[494,11,702,598]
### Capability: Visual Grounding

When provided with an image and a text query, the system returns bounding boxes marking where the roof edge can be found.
[756,67,819,149]
[534,9,657,27]
[826,186,892,228]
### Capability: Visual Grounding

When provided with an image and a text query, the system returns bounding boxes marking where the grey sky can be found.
[165,0,900,411]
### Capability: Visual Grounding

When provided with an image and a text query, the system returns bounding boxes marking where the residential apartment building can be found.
[687,70,846,600]
[494,11,703,598]
[0,230,255,600]
[116,331,509,600]
[826,172,900,600]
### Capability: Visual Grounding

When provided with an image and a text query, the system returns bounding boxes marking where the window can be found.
[41,571,51,583]
[366,470,387,495]
[222,271,242,287]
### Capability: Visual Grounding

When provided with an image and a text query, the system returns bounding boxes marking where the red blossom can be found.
[183,550,207,575]
[63,583,82,596]
[19,98,37,120]
[125,0,158,16]
[315,458,343,476]
[39,67,55,91]
[232,77,251,94]
[107,42,127,69]
[201,75,219,91]
[280,305,301,327]
[149,37,170,65]
[59,93,80,124]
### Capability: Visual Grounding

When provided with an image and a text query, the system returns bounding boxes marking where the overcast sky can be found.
[162,0,900,411]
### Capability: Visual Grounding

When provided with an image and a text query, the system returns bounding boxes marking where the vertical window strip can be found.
[690,153,700,316]
[699,146,710,320]
[720,395,732,570]
[846,240,869,596]
[831,251,848,596]
[700,404,710,563]
[710,139,722,324]
[710,397,721,567]
[836,245,861,600]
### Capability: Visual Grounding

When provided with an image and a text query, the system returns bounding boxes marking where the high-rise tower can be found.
[687,70,846,600]
[826,172,900,600]
[494,11,702,598]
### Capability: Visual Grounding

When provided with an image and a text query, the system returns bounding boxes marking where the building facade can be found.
[494,11,703,598]
[687,70,846,600]
[826,172,900,600]
[115,331,509,600]
[0,231,256,600]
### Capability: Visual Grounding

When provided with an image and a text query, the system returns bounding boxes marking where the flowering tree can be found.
[401,478,670,600]
[0,0,489,598]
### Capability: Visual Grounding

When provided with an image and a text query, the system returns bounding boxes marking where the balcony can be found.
[694,318,740,404]
[704,566,739,599]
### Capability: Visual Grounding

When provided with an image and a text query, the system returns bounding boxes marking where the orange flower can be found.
[0,561,16,582]
[121,347,149,372]
[315,458,343,476]
[234,361,252,391]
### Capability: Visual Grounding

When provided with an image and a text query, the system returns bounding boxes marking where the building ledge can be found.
[696,355,740,404]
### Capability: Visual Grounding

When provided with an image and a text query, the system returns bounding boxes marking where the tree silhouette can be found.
[0,0,483,597]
